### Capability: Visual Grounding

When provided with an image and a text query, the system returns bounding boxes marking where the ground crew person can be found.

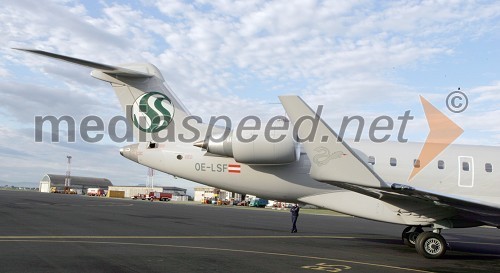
[290,203,300,233]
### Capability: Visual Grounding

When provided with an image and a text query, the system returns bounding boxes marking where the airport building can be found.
[108,186,189,201]
[193,186,242,202]
[39,174,112,194]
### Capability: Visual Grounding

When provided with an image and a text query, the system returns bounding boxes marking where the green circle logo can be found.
[131,92,174,133]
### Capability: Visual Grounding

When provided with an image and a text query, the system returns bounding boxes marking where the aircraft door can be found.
[458,156,474,187]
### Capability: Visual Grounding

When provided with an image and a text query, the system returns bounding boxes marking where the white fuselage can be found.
[124,140,500,227]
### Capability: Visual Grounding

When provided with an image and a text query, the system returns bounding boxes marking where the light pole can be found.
[65,155,72,194]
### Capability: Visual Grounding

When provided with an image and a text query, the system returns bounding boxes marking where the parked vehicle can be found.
[87,188,106,196]
[249,198,268,207]
[149,192,172,201]
[133,192,172,201]
[132,193,149,200]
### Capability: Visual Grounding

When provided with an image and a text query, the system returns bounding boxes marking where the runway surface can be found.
[1,190,499,273]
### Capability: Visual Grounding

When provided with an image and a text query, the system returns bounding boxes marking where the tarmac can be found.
[1,190,500,273]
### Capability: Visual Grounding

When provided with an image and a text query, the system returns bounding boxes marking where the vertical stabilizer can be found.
[15,48,203,143]
[90,66,193,142]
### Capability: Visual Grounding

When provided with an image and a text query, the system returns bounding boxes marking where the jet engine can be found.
[195,128,299,165]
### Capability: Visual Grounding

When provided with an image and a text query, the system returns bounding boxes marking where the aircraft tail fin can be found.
[279,95,387,188]
[15,48,199,143]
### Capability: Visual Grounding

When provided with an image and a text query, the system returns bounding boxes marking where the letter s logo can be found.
[131,92,175,133]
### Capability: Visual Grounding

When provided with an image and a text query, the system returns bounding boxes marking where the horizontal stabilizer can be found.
[279,95,387,188]
[13,48,153,78]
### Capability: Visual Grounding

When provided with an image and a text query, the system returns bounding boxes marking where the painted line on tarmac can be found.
[450,240,500,246]
[0,235,356,239]
[13,202,133,207]
[3,235,498,245]
[0,239,434,273]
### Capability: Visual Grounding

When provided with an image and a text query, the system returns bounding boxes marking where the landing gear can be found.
[401,226,423,248]
[401,227,448,258]
[415,231,447,259]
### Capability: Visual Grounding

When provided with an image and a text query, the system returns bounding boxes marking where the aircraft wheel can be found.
[415,231,447,259]
[402,226,423,248]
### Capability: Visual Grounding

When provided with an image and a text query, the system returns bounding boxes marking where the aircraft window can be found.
[390,157,397,166]
[413,159,420,168]
[462,162,470,171]
[438,160,445,170]
[368,156,375,165]
[485,163,493,173]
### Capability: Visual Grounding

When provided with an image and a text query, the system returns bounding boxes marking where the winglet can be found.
[13,48,153,78]
[279,95,387,188]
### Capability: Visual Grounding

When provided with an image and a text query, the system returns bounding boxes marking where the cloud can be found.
[0,81,107,123]
[1,0,500,192]
[471,81,500,105]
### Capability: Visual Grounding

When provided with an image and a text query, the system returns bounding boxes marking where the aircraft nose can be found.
[120,143,139,163]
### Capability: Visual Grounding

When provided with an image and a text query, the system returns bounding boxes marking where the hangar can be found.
[39,174,112,194]
[108,186,189,200]
[194,186,242,203]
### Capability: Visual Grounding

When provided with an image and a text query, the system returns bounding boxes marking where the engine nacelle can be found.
[196,128,299,165]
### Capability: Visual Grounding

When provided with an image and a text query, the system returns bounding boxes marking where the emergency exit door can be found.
[458,156,474,187]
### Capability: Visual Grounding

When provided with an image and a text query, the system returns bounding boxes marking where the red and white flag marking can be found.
[228,164,241,174]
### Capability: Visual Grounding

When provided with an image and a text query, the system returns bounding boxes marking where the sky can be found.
[1,0,500,195]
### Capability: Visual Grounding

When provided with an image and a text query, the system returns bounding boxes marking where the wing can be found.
[390,183,500,217]
[279,95,500,227]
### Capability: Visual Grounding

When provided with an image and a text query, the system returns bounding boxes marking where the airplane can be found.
[16,48,500,259]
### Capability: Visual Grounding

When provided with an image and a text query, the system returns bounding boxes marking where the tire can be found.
[415,231,447,259]
[402,226,423,248]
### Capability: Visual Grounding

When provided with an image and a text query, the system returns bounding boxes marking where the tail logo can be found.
[131,92,175,133]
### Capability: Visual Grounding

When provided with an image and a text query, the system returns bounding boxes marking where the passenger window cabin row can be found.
[367,156,493,173]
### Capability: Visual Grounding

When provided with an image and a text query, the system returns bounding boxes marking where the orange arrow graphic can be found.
[408,96,464,181]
